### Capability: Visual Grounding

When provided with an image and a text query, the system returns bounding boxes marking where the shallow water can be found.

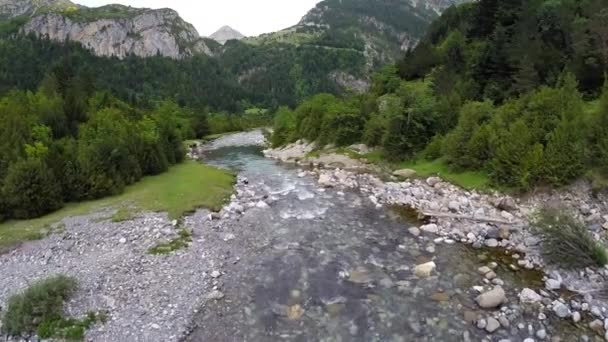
[186,132,592,342]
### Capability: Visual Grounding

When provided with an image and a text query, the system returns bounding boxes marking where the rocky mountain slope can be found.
[0,0,215,58]
[0,0,75,19]
[209,25,244,45]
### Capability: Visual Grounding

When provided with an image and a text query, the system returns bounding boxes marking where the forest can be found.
[272,0,608,191]
[0,70,194,221]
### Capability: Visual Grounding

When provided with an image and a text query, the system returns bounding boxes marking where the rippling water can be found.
[186,131,590,342]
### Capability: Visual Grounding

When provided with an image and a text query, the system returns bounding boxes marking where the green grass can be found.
[0,162,234,251]
[148,229,193,255]
[397,159,491,191]
[1,275,104,340]
[111,207,137,223]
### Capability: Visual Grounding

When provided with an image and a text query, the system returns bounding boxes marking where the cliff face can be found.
[0,0,75,20]
[22,8,212,59]
[0,1,212,59]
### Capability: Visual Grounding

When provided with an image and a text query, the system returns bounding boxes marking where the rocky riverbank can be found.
[264,139,608,340]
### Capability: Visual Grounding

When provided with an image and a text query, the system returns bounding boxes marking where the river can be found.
[184,131,591,342]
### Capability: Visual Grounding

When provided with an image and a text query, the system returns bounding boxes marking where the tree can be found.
[542,120,585,186]
[2,159,62,219]
[271,107,296,147]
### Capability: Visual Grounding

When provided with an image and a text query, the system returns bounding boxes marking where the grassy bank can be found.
[397,159,491,191]
[0,162,234,251]
[353,150,491,191]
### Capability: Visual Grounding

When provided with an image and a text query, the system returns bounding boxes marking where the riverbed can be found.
[185,131,593,342]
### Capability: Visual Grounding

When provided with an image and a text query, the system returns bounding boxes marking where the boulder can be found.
[426,177,442,187]
[519,288,542,304]
[553,301,570,318]
[485,317,501,333]
[475,287,507,309]
[414,261,436,278]
[318,174,334,187]
[420,224,439,234]
[393,169,417,179]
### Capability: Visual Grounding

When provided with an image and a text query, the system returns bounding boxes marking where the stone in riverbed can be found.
[420,224,439,234]
[393,169,417,179]
[552,301,570,318]
[485,238,499,248]
[408,227,421,237]
[475,287,506,309]
[426,177,442,187]
[519,288,542,304]
[414,261,436,278]
[485,317,501,333]
[205,290,225,300]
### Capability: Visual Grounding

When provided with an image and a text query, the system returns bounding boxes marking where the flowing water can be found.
[185,131,590,342]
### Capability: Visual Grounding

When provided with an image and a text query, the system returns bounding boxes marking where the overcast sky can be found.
[74,0,322,37]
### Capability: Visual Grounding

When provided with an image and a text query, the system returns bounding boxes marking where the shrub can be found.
[2,275,78,336]
[532,207,608,269]
[271,107,296,147]
[2,159,63,219]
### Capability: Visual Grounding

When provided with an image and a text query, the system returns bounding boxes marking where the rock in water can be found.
[393,169,417,179]
[519,288,542,304]
[414,261,436,278]
[553,301,570,318]
[475,287,506,309]
[485,317,500,333]
[205,290,225,300]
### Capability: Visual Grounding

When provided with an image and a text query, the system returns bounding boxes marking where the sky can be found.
[73,0,322,37]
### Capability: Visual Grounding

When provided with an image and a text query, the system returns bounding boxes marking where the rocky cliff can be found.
[1,1,213,59]
[0,0,75,20]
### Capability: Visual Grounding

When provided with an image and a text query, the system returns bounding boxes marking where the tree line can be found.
[272,0,608,191]
[0,72,194,221]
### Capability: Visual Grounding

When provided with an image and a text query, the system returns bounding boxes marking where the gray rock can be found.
[536,329,547,340]
[426,177,441,187]
[485,239,499,248]
[448,201,460,212]
[519,288,542,304]
[420,224,439,234]
[408,227,421,237]
[545,278,561,291]
[393,169,417,179]
[553,302,570,318]
[485,317,500,333]
[205,290,225,300]
[476,287,506,309]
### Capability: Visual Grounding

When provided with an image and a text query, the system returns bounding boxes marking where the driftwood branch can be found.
[420,211,524,226]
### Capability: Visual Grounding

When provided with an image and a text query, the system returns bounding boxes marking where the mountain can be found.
[0,1,217,58]
[0,0,76,20]
[209,25,244,44]
[0,0,471,108]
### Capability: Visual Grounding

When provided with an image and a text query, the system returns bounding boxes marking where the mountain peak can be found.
[209,25,245,45]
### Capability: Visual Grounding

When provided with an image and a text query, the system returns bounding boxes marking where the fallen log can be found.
[420,211,524,226]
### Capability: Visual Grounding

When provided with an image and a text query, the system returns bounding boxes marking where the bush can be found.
[532,208,608,269]
[271,107,296,147]
[2,275,78,336]
[2,159,63,219]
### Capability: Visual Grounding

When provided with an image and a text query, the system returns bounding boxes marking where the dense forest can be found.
[272,0,608,191]
[0,33,364,111]
[0,67,200,221]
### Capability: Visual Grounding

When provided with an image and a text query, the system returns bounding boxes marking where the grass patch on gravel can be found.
[111,207,137,222]
[0,162,234,251]
[148,229,193,255]
[1,275,106,340]
[397,159,491,191]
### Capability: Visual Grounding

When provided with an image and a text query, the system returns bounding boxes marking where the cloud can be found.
[73,0,322,36]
